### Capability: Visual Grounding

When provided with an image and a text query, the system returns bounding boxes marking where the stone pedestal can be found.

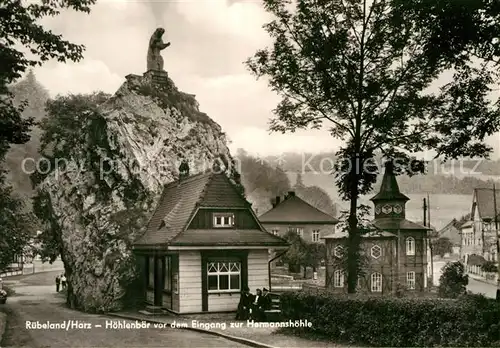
[143,70,169,86]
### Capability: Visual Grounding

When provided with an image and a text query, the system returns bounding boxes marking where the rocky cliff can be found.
[33,72,239,312]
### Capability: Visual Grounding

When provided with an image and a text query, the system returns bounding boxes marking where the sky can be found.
[31,0,500,159]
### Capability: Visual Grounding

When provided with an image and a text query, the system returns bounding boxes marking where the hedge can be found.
[279,290,500,347]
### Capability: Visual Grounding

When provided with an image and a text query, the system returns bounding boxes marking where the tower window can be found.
[406,237,415,256]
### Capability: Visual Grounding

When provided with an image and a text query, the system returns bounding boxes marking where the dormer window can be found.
[213,213,234,227]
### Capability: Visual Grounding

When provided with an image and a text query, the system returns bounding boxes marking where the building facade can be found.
[258,191,338,243]
[324,161,430,294]
[133,167,288,314]
[438,219,463,256]
[460,188,500,274]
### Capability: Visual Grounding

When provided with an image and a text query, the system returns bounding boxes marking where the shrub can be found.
[438,261,468,298]
[279,290,500,347]
[482,261,498,273]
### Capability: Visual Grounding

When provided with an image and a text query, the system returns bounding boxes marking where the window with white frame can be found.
[213,213,234,227]
[406,237,415,255]
[333,270,344,287]
[288,226,304,237]
[334,245,343,258]
[371,272,382,292]
[207,261,241,292]
[312,229,320,242]
[271,229,279,236]
[371,245,382,259]
[406,271,415,289]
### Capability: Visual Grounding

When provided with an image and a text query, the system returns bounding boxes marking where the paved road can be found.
[433,260,496,298]
[1,271,247,348]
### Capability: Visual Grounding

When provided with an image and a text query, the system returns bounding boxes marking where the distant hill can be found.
[286,172,471,230]
[261,152,500,195]
[235,149,336,217]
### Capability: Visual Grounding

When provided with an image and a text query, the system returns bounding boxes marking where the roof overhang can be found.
[133,244,289,251]
[259,220,338,225]
[167,245,289,250]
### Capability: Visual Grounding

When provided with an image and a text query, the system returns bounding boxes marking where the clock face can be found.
[375,206,381,214]
[393,204,403,214]
[382,204,393,214]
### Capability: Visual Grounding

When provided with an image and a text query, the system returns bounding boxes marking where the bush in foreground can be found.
[438,261,468,298]
[279,290,500,347]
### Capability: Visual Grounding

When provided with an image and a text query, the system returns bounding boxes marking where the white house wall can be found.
[178,251,202,313]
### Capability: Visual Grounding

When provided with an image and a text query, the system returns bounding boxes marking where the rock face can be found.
[35,73,237,312]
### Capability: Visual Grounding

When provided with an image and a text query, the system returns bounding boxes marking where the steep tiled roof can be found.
[372,218,429,231]
[134,171,288,248]
[258,195,338,224]
[370,161,410,202]
[198,173,248,208]
[437,219,463,246]
[134,172,212,246]
[170,229,288,246]
[473,188,500,220]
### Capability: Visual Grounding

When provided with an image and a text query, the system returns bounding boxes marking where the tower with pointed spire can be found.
[371,161,410,220]
[323,159,431,295]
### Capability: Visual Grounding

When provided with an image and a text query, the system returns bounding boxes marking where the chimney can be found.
[179,160,190,181]
[276,196,281,205]
[288,191,295,197]
[270,198,277,208]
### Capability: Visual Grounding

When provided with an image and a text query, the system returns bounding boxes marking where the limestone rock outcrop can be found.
[34,73,238,312]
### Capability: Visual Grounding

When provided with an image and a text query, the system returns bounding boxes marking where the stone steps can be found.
[139,305,169,316]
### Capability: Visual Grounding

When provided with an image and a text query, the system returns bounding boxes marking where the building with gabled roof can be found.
[460,188,499,273]
[133,164,288,314]
[437,219,463,255]
[323,161,431,295]
[258,191,338,243]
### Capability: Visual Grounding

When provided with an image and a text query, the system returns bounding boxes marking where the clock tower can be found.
[371,160,410,219]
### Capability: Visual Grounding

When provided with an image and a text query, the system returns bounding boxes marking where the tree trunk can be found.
[303,266,307,279]
[347,155,361,294]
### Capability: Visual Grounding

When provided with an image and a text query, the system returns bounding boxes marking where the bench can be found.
[263,292,282,322]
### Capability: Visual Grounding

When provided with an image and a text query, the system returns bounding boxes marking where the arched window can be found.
[406,271,415,289]
[371,272,382,292]
[406,237,415,255]
[333,270,344,288]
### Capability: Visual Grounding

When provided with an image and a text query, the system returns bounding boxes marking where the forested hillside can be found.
[262,152,500,194]
[235,149,336,216]
[3,71,49,202]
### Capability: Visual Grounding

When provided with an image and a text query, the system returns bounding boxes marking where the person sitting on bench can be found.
[235,286,254,320]
[250,288,266,321]
[261,288,272,310]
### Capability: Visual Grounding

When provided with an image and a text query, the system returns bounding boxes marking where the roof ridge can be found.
[195,172,215,206]
[173,173,214,237]
[290,195,337,219]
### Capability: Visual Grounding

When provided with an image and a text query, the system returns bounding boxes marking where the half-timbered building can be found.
[133,165,288,314]
[323,161,430,294]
